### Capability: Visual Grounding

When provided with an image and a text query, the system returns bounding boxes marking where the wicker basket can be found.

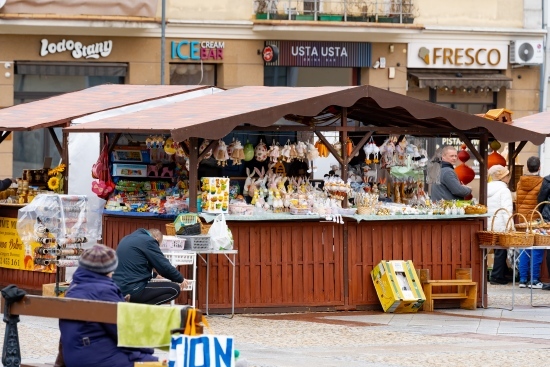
[534,233,550,246]
[477,207,509,246]
[166,223,176,236]
[498,213,534,248]
[200,222,212,235]
[357,207,372,215]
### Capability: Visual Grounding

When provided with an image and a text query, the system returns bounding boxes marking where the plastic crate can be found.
[160,236,186,251]
[164,252,195,265]
[178,235,211,251]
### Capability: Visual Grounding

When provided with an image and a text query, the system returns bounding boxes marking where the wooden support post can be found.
[189,137,199,213]
[507,142,515,191]
[341,108,348,208]
[479,133,489,206]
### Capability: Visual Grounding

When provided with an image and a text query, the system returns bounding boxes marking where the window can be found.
[170,64,216,86]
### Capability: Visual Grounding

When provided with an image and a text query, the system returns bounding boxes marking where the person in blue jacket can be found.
[113,228,190,304]
[59,244,158,367]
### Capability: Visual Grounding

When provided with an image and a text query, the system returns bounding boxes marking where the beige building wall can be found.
[360,43,407,95]
[415,0,523,28]
[164,0,253,21]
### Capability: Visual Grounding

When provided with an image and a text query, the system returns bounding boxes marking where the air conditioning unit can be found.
[510,40,544,65]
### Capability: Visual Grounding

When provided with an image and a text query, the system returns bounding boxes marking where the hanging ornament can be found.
[455,143,475,185]
[213,139,229,166]
[231,139,245,165]
[487,140,506,169]
[164,137,176,155]
[296,141,308,161]
[315,140,329,158]
[268,140,280,163]
[346,138,354,157]
[254,139,268,162]
[243,140,254,161]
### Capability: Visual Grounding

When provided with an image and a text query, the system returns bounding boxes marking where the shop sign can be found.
[408,42,508,70]
[40,39,113,59]
[0,217,55,273]
[264,41,371,67]
[171,40,224,61]
[262,44,279,63]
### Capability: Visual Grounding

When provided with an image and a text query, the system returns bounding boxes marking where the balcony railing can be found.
[254,0,415,23]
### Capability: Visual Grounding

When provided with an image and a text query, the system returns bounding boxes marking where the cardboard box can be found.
[42,282,71,297]
[371,260,425,313]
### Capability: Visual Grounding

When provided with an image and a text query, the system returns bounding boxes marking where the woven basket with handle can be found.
[498,213,534,248]
[477,207,509,246]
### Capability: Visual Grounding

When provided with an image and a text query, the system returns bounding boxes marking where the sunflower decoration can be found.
[47,163,65,193]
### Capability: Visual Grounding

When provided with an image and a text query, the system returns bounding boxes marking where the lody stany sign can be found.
[264,41,371,67]
[40,38,113,59]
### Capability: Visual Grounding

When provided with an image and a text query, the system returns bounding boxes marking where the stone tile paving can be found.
[2,284,550,366]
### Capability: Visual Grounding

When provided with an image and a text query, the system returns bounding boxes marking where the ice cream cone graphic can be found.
[418,47,430,65]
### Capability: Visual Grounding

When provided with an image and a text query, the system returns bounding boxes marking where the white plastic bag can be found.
[208,213,234,250]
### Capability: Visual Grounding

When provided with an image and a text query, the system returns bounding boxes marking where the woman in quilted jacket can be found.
[487,165,513,285]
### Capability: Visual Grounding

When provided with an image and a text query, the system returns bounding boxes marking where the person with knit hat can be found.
[113,228,190,305]
[59,244,157,367]
[487,164,514,285]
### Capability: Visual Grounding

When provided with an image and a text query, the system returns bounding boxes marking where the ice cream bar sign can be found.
[171,40,224,61]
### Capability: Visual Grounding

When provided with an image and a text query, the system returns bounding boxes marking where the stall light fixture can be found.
[389,44,394,53]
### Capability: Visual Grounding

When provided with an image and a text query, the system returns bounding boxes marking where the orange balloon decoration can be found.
[487,140,506,169]
[455,143,475,200]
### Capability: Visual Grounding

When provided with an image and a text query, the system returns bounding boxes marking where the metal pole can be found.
[160,0,166,85]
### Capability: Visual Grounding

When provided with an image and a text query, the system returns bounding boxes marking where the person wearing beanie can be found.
[487,165,513,285]
[113,228,190,305]
[430,146,472,201]
[516,156,544,289]
[59,244,158,367]
[0,178,13,192]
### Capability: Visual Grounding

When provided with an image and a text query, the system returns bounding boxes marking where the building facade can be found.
[0,0,545,178]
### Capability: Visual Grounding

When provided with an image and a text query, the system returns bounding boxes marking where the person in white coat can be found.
[487,165,513,285]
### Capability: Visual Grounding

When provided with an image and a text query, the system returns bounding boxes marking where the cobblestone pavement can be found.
[2,284,550,367]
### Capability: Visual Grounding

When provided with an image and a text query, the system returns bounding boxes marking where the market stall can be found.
[0,84,216,293]
[64,85,545,312]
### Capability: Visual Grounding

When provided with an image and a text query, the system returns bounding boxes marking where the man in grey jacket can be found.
[430,146,472,201]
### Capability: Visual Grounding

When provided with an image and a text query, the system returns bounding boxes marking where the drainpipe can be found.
[160,0,166,85]
[541,0,548,173]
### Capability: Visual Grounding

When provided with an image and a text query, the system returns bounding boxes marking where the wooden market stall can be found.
[0,84,214,293]
[64,85,546,312]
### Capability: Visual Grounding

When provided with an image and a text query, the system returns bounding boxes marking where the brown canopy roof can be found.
[510,111,550,136]
[0,84,208,131]
[64,85,545,145]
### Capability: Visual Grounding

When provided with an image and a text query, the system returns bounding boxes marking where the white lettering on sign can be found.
[200,41,225,49]
[40,39,113,59]
[291,46,348,58]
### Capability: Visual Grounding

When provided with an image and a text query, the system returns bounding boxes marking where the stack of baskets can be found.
[498,213,534,248]
[530,201,550,246]
[477,208,509,246]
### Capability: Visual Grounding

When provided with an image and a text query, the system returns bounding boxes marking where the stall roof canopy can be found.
[0,84,209,131]
[64,85,545,145]
[408,72,513,90]
[511,111,550,136]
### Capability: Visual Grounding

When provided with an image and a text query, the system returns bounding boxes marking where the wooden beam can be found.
[314,131,343,166]
[511,141,527,161]
[455,131,484,165]
[198,139,219,162]
[341,108,348,208]
[108,133,122,153]
[479,134,489,206]
[47,127,64,157]
[189,137,199,213]
[349,131,373,162]
[507,142,516,191]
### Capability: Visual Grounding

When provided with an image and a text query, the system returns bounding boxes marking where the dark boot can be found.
[54,341,65,367]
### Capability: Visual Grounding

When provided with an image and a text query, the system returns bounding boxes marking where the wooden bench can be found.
[1,286,201,367]
[417,268,477,312]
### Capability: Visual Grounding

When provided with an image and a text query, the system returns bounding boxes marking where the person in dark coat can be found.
[0,178,12,192]
[430,146,472,201]
[113,228,190,304]
[59,244,157,367]
[537,173,550,287]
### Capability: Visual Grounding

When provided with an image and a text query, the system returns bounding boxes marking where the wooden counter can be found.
[102,213,486,313]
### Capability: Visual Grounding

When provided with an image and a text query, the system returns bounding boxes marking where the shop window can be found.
[170,64,216,86]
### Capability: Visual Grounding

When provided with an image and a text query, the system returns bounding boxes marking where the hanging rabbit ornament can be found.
[295,141,308,161]
[255,139,268,162]
[231,139,245,165]
[199,139,213,160]
[280,140,292,163]
[306,142,319,173]
[214,139,229,166]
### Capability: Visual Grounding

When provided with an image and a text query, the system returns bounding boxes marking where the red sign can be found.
[262,45,279,63]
